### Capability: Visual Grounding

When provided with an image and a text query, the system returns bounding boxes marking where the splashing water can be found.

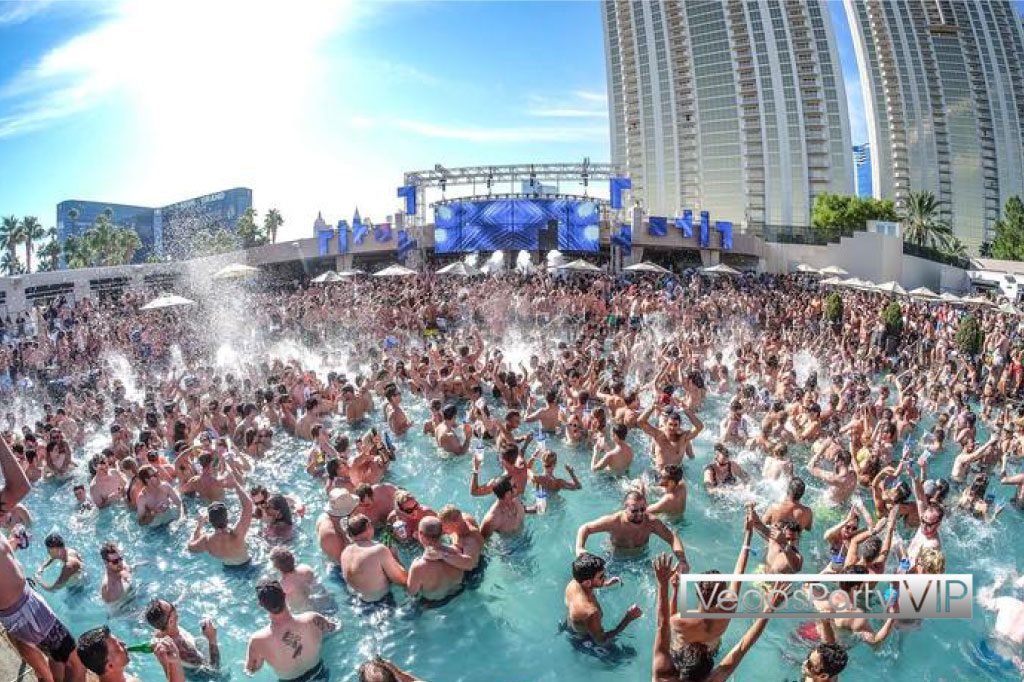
[101,350,143,402]
[546,249,564,268]
[214,343,241,371]
[481,251,505,274]
[464,253,479,268]
[515,250,534,274]
[792,349,819,385]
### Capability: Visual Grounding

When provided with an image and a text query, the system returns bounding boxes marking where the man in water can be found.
[77,625,184,682]
[99,542,133,605]
[648,465,686,517]
[0,435,85,682]
[810,567,895,644]
[638,405,703,468]
[316,489,358,564]
[438,504,485,571]
[340,514,408,602]
[245,579,338,682]
[144,598,220,673]
[187,473,253,566]
[564,552,641,644]
[407,517,473,602]
[760,478,814,534]
[35,533,83,592]
[434,404,473,455]
[357,657,424,682]
[179,452,228,503]
[977,573,1024,669]
[591,422,634,474]
[271,546,324,614]
[481,474,532,538]
[576,490,690,572]
[135,464,183,527]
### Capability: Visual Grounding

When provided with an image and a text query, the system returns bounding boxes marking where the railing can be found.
[762,224,856,246]
[902,241,969,268]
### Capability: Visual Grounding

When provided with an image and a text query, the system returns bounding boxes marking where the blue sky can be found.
[1,0,871,242]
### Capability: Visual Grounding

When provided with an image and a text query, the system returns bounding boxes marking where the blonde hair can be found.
[916,547,946,574]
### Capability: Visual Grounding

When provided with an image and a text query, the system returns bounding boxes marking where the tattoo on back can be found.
[282,630,303,659]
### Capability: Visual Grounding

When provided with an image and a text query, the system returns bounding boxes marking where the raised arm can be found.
[708,616,771,682]
[575,515,615,556]
[0,434,30,512]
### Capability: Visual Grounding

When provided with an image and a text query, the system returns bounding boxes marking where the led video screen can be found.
[434,198,599,253]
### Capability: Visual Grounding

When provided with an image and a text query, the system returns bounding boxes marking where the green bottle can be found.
[126,642,154,654]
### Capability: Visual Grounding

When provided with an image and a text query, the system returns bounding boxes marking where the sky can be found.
[0,0,874,242]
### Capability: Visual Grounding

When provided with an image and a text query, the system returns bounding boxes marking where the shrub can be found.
[824,292,843,324]
[881,302,903,336]
[955,315,985,357]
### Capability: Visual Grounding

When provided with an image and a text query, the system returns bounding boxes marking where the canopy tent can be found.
[961,294,995,307]
[623,262,671,274]
[211,263,260,280]
[700,263,742,276]
[311,271,342,284]
[818,265,849,277]
[436,262,482,276]
[837,277,872,289]
[939,292,964,305]
[554,259,603,273]
[373,264,417,277]
[998,302,1022,316]
[336,269,365,277]
[819,276,842,286]
[908,286,940,299]
[140,293,196,311]
[794,263,820,274]
[873,280,907,296]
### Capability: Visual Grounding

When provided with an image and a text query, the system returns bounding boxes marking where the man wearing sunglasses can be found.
[99,542,133,605]
[575,490,689,573]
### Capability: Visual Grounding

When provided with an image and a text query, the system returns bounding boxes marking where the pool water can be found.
[14,382,1022,681]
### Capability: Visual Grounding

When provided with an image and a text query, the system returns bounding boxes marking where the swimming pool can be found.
[14,371,1021,681]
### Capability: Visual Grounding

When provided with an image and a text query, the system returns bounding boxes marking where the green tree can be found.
[235,208,268,248]
[940,236,969,261]
[112,228,142,265]
[991,196,1024,261]
[824,292,843,325]
[37,238,62,272]
[83,214,118,266]
[0,251,24,275]
[811,193,898,241]
[19,216,44,272]
[62,235,89,269]
[263,208,284,244]
[955,315,985,357]
[0,215,22,264]
[901,191,953,248]
[191,228,239,257]
[980,241,993,257]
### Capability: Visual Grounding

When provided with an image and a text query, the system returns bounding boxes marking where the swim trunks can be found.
[0,585,76,663]
[279,660,329,682]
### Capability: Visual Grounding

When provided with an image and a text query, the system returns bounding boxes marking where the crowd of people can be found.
[0,267,1022,681]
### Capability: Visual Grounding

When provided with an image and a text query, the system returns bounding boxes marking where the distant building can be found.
[853,143,872,198]
[56,188,252,265]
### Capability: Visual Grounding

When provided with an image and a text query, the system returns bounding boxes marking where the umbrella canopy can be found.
[818,265,849,276]
[939,292,964,305]
[336,269,365,277]
[908,286,939,299]
[311,271,342,284]
[555,259,603,273]
[436,262,482,276]
[211,263,260,280]
[623,262,671,274]
[873,280,907,296]
[961,294,994,307]
[819,276,842,286]
[998,302,1022,315]
[701,263,742,276]
[373,264,417,277]
[140,293,196,311]
[795,263,820,274]
[837,277,872,289]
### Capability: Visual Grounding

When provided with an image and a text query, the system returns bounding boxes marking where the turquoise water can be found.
[14,386,1021,681]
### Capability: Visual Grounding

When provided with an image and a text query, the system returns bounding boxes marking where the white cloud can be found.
[391,118,607,143]
[0,0,54,26]
[526,89,608,119]
[573,90,607,104]
[526,107,607,118]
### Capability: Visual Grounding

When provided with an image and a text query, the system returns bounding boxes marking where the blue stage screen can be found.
[434,198,599,253]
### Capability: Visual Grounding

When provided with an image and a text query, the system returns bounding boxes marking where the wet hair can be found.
[500,444,519,464]
[270,546,296,573]
[44,533,65,549]
[969,473,990,499]
[145,599,171,630]
[197,452,213,469]
[419,517,443,540]
[812,643,849,676]
[696,569,726,607]
[930,478,950,502]
[346,514,371,537]
[492,474,514,499]
[624,489,646,505]
[571,552,606,582]
[354,483,374,501]
[99,542,119,562]
[889,480,912,505]
[358,660,399,682]
[256,579,287,614]
[208,502,228,529]
[76,626,112,675]
[326,458,342,479]
[267,495,293,526]
[442,404,458,421]
[661,464,683,484]
[857,536,883,561]
[137,464,157,484]
[612,422,628,440]
[438,504,461,523]
[787,477,806,502]
[671,642,714,681]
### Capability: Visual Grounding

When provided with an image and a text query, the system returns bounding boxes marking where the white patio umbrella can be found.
[436,262,482,276]
[818,265,849,276]
[837,277,872,289]
[795,263,820,274]
[873,280,908,296]
[908,286,939,299]
[140,293,196,311]
[336,269,365,277]
[998,302,1022,316]
[939,292,964,305]
[701,263,742,276]
[819,276,842,286]
[555,259,603,273]
[211,263,260,280]
[373,264,417,277]
[623,262,671,274]
[961,294,995,307]
[311,271,342,284]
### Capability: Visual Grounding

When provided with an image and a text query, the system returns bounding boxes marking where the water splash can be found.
[464,253,479,268]
[792,349,819,385]
[102,350,143,402]
[546,250,564,268]
[515,250,534,274]
[481,251,505,274]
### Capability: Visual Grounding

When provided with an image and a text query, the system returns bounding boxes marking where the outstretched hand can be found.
[652,553,675,585]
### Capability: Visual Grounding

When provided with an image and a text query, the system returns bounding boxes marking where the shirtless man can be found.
[316,489,358,564]
[806,449,857,504]
[135,465,183,527]
[761,478,814,535]
[434,404,473,456]
[186,474,253,566]
[271,547,323,614]
[179,452,227,503]
[748,506,804,575]
[638,406,703,468]
[144,599,220,673]
[99,542,133,605]
[647,465,686,517]
[77,625,184,682]
[591,423,634,474]
[525,389,562,432]
[438,505,485,571]
[340,382,373,423]
[0,435,84,682]
[35,534,83,592]
[384,385,412,437]
[245,579,338,682]
[481,474,532,538]
[978,574,1024,663]
[576,491,690,572]
[340,514,408,602]
[353,483,398,529]
[810,567,895,644]
[407,518,473,602]
[89,454,127,509]
[565,552,641,644]
[529,450,581,494]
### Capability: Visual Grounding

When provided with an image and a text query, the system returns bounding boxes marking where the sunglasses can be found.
[626,506,647,514]
[400,502,419,514]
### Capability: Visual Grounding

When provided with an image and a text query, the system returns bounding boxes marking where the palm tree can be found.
[62,235,89,269]
[112,228,142,265]
[84,215,118,266]
[0,216,20,263]
[0,251,24,275]
[37,239,62,272]
[901,191,953,248]
[263,208,284,243]
[19,216,44,273]
[940,236,969,260]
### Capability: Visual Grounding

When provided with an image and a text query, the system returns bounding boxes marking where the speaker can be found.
[539,219,559,250]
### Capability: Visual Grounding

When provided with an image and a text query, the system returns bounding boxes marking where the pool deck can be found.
[0,631,35,682]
